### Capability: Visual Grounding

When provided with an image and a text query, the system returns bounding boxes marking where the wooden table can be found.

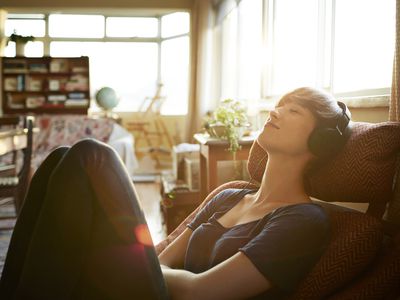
[194,133,256,201]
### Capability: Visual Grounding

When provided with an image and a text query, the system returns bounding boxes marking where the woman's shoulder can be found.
[270,202,330,229]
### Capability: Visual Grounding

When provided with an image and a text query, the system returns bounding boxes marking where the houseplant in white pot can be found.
[204,99,250,154]
[7,31,35,56]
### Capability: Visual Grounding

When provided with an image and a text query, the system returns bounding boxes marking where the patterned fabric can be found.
[248,122,400,218]
[390,0,400,121]
[386,154,400,226]
[32,115,114,171]
[289,211,383,300]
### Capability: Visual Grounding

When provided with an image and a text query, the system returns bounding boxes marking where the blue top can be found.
[185,189,330,299]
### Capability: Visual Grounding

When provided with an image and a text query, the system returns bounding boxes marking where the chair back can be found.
[0,115,34,215]
[247,121,400,220]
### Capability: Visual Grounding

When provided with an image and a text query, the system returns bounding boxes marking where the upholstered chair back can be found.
[247,121,400,220]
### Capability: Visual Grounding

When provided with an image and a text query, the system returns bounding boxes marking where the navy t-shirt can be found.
[185,189,330,299]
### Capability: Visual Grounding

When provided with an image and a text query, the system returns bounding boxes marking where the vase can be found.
[15,42,26,57]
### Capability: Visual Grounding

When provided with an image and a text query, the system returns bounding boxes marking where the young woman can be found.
[0,87,350,300]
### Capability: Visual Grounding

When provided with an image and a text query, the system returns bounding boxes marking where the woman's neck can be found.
[252,153,311,205]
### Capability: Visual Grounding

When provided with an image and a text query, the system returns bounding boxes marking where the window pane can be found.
[49,14,104,38]
[237,0,263,100]
[4,41,43,57]
[161,36,190,115]
[161,12,190,38]
[5,19,45,37]
[333,0,395,93]
[106,17,158,37]
[220,9,238,99]
[50,42,158,111]
[272,0,318,95]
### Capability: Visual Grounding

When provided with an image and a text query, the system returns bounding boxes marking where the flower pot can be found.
[15,42,26,57]
[208,124,227,138]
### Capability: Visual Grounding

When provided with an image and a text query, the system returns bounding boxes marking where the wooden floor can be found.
[134,181,167,245]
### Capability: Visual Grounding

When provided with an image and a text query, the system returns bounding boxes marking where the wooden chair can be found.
[125,83,174,168]
[0,115,34,226]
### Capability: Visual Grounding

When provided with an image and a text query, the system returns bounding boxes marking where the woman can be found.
[0,87,350,299]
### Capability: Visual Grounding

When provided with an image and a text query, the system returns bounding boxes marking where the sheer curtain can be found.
[390,0,400,121]
[0,10,7,57]
[185,0,216,142]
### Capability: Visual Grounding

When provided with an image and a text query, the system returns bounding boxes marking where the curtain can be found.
[390,0,400,121]
[185,0,216,142]
[0,10,7,56]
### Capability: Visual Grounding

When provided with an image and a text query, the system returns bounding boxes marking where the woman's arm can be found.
[162,252,271,300]
[158,228,193,269]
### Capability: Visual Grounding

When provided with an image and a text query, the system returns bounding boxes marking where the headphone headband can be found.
[336,101,351,136]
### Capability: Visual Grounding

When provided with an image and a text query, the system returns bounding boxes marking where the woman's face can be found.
[257,100,317,157]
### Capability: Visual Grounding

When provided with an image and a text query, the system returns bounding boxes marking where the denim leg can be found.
[0,146,70,299]
[14,139,167,300]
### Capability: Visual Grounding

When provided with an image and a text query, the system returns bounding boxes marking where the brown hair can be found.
[278,87,351,179]
[277,87,344,129]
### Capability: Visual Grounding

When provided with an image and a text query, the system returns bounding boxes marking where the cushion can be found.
[248,122,400,218]
[289,210,384,300]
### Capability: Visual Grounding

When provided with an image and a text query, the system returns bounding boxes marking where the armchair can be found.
[156,121,400,299]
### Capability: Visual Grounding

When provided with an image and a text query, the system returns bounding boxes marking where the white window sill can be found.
[340,95,390,108]
[257,94,390,112]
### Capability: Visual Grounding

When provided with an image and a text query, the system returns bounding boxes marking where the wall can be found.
[1,0,193,10]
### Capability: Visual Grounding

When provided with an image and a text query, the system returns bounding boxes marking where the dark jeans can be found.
[0,139,168,300]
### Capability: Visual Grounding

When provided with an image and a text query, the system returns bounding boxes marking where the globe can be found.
[95,87,119,111]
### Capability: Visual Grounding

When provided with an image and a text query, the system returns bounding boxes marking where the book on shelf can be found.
[50,59,68,73]
[65,99,89,107]
[48,94,67,102]
[65,75,89,91]
[71,66,89,73]
[26,96,45,108]
[6,95,24,109]
[17,75,25,91]
[26,76,42,91]
[4,77,18,91]
[3,60,27,73]
[28,63,48,73]
[68,92,86,99]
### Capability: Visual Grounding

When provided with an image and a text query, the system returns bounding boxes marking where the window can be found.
[215,0,395,103]
[4,12,190,115]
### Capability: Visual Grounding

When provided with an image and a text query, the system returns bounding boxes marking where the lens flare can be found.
[134,224,153,247]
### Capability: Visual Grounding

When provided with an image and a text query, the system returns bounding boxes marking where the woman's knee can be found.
[69,138,117,164]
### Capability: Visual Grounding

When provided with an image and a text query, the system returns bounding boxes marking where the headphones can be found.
[308,101,351,158]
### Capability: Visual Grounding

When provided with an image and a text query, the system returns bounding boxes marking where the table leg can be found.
[200,151,207,201]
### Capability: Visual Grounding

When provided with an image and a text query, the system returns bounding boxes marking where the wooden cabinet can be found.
[1,56,90,115]
[160,173,200,234]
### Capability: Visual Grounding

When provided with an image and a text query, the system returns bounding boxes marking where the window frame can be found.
[4,11,191,115]
[217,0,393,106]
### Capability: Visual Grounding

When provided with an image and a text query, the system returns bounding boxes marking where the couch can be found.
[156,121,400,299]
[31,115,138,176]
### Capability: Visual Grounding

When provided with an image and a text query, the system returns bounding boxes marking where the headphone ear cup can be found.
[308,128,342,158]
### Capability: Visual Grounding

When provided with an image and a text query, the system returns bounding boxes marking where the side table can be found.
[193,133,256,201]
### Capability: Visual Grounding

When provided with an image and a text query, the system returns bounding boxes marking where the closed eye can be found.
[289,108,300,114]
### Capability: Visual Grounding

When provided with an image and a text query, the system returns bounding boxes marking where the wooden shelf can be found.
[1,56,90,115]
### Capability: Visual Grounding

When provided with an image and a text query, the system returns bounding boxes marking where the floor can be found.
[0,181,166,275]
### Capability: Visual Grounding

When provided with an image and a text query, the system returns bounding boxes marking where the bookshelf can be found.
[1,56,90,114]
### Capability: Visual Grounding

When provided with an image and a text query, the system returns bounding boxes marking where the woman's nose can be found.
[269,109,279,119]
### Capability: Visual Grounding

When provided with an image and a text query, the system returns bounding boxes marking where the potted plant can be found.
[204,99,250,154]
[7,31,35,56]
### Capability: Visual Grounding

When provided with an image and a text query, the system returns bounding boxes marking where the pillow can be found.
[248,122,400,218]
[289,210,383,300]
